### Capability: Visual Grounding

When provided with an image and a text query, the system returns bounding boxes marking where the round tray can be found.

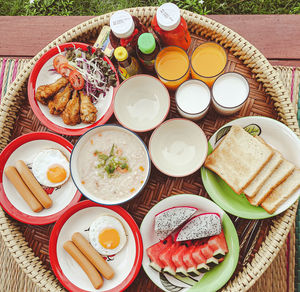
[0,7,299,292]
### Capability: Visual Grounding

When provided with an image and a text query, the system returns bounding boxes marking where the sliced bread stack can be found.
[204,125,300,214]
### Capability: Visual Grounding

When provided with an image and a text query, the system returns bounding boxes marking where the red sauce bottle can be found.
[151,3,191,51]
[109,10,147,56]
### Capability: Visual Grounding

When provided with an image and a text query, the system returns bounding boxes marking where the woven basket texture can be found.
[0,7,299,292]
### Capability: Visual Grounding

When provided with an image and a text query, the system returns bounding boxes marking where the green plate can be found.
[201,116,300,219]
[140,194,239,292]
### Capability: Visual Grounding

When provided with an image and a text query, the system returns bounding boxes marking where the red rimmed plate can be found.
[49,200,143,292]
[28,42,119,136]
[0,132,81,225]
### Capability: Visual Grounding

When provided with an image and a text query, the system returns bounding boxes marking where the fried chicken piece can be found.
[79,91,98,124]
[61,90,81,125]
[48,83,72,115]
[35,77,69,105]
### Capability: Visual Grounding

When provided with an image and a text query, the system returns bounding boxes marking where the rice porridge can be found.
[78,129,148,201]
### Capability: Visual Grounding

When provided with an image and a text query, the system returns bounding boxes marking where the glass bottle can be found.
[137,33,160,72]
[114,46,141,80]
[109,10,147,56]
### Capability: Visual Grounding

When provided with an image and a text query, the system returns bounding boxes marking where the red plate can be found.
[28,42,120,136]
[0,132,82,224]
[49,200,143,292]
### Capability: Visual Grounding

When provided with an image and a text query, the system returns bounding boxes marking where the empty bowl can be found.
[114,75,170,132]
[149,119,208,177]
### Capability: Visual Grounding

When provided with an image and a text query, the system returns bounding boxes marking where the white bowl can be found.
[70,125,151,205]
[114,74,170,132]
[149,119,208,177]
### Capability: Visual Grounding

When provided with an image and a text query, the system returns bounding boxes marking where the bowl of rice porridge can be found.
[70,125,151,205]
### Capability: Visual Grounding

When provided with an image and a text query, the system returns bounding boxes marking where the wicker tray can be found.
[0,7,299,292]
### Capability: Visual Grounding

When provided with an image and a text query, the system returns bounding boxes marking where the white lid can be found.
[156,3,181,31]
[110,10,135,38]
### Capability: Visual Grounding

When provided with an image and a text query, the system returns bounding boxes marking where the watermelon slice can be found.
[159,242,181,276]
[191,245,210,273]
[176,213,222,241]
[199,243,219,268]
[146,235,173,272]
[155,206,197,240]
[208,230,228,259]
[171,244,189,277]
[182,245,201,276]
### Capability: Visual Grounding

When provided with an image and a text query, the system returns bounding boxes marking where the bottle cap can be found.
[138,33,156,54]
[110,10,135,38]
[114,46,128,61]
[156,3,181,31]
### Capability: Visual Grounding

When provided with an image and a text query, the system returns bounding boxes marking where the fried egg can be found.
[32,149,70,187]
[89,215,127,255]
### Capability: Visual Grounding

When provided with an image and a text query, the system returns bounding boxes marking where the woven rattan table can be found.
[0,11,300,292]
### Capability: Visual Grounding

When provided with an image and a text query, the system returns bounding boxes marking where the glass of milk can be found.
[175,79,211,120]
[212,72,249,115]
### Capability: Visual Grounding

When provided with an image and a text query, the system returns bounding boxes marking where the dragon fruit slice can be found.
[146,235,173,272]
[175,213,221,241]
[155,206,197,240]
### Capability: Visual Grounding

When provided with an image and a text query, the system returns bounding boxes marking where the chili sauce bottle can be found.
[137,33,160,72]
[114,46,141,80]
[151,3,191,51]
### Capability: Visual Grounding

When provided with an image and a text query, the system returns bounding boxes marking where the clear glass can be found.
[191,42,228,87]
[155,46,190,90]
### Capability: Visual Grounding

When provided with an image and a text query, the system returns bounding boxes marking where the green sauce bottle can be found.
[137,33,160,72]
[114,46,141,80]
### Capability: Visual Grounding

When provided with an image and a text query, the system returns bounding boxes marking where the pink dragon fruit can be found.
[154,206,197,240]
[175,213,222,241]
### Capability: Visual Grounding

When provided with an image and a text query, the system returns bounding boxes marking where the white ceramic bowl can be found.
[114,74,170,132]
[70,124,151,205]
[149,119,208,177]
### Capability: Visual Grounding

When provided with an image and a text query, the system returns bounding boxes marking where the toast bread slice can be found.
[204,125,273,194]
[261,169,300,214]
[248,159,295,206]
[243,139,283,198]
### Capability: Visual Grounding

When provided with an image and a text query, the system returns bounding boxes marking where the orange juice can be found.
[155,46,190,90]
[191,42,227,87]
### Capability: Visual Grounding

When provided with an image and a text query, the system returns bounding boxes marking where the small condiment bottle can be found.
[137,33,160,72]
[114,46,141,80]
[151,3,191,51]
[109,10,147,56]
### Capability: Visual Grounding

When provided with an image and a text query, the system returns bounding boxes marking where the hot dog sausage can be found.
[15,160,52,209]
[4,166,43,213]
[63,241,103,289]
[72,232,114,280]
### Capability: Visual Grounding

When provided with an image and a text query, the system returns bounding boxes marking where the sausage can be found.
[4,166,43,213]
[63,241,103,289]
[72,232,114,280]
[15,160,52,209]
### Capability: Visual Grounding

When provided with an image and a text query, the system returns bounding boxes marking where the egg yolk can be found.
[98,228,120,249]
[47,165,67,183]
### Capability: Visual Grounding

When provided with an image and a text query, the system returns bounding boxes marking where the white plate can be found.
[49,201,143,292]
[140,194,239,292]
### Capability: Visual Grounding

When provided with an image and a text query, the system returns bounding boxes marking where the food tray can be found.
[0,7,299,292]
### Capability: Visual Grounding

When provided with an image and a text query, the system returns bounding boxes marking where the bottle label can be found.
[139,58,155,71]
[118,57,140,80]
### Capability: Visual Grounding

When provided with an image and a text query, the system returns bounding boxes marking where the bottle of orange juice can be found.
[151,3,191,51]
